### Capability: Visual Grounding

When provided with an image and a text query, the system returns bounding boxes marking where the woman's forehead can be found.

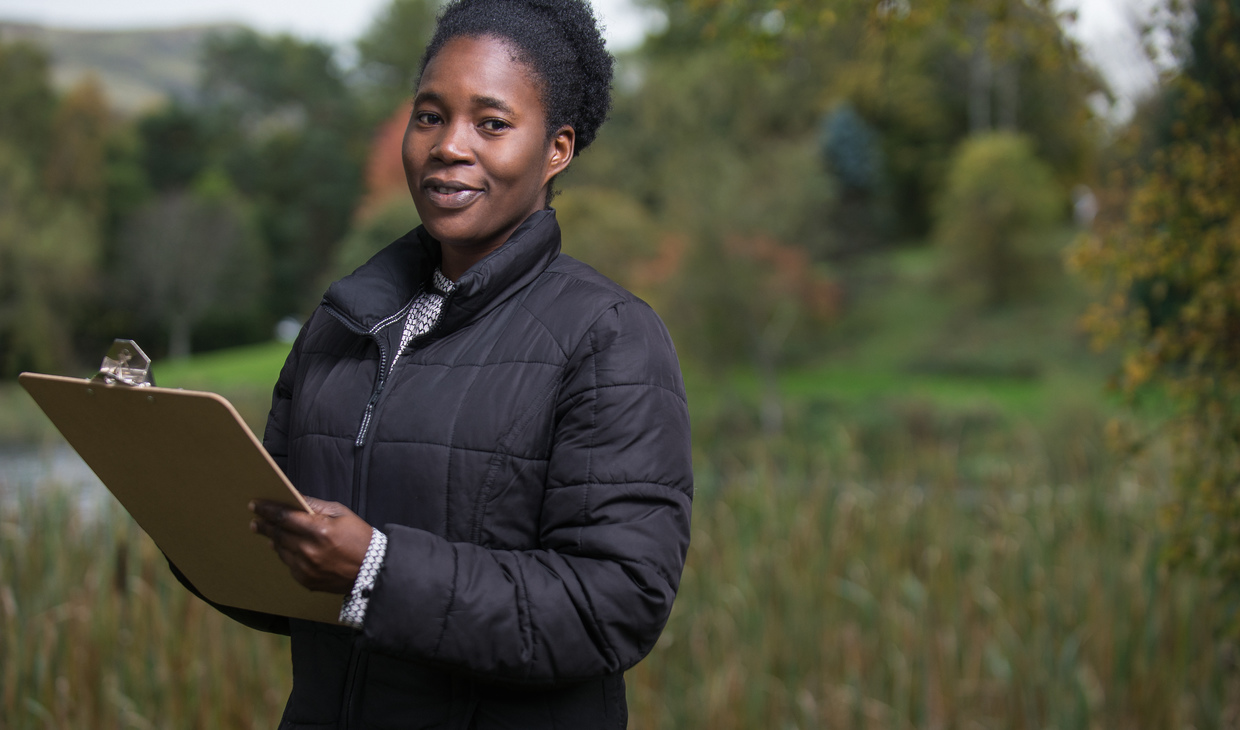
[418,35,543,104]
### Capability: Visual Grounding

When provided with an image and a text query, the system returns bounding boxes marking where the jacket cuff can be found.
[339,527,387,628]
[361,525,458,660]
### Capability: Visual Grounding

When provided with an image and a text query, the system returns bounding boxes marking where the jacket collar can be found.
[322,209,562,335]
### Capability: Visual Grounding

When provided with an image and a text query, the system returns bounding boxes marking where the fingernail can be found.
[248,501,256,512]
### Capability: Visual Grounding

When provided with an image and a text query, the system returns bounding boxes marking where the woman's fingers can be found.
[302,496,344,516]
[247,498,370,594]
[249,500,314,547]
[251,499,308,532]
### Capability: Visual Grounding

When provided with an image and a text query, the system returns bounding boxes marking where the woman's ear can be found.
[545,126,575,183]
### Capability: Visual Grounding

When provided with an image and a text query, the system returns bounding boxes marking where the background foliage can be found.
[934,132,1061,309]
[3,0,1240,725]
[1071,0,1240,628]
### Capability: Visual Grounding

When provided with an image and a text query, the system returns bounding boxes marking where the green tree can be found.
[0,144,99,375]
[639,0,1100,239]
[554,186,660,289]
[200,29,355,131]
[330,194,420,282]
[356,0,440,115]
[934,132,1062,308]
[819,102,890,257]
[570,45,840,427]
[199,28,366,319]
[137,101,212,192]
[116,170,265,359]
[1071,0,1240,623]
[0,40,109,374]
[0,41,56,169]
[100,119,151,253]
[45,77,112,223]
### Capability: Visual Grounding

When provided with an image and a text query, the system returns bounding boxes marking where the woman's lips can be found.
[425,184,483,209]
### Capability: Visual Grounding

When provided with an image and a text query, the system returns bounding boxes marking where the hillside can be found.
[0,22,243,114]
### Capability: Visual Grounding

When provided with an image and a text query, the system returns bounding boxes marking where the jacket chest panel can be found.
[286,285,592,548]
[364,357,562,544]
[375,359,561,455]
[293,344,383,442]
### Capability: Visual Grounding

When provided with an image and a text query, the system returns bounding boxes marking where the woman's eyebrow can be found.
[413,90,443,106]
[471,95,516,116]
[412,90,516,117]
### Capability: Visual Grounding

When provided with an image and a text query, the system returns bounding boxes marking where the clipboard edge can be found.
[17,371,313,514]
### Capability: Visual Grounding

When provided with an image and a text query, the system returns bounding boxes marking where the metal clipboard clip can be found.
[92,339,155,387]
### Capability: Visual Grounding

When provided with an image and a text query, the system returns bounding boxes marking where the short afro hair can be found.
[419,0,614,156]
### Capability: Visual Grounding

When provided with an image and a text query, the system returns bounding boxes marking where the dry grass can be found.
[2,405,1233,728]
[628,412,1235,729]
[1,492,290,729]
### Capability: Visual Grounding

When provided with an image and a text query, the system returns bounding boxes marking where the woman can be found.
[239,0,692,726]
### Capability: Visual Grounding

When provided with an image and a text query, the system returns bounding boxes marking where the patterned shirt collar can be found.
[431,268,457,294]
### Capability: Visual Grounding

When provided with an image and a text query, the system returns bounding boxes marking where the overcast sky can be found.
[0,0,1163,114]
[0,0,657,48]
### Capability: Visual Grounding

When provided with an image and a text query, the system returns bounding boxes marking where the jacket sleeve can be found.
[361,300,693,685]
[262,321,306,477]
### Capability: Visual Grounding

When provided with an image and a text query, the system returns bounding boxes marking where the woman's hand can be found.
[249,497,373,594]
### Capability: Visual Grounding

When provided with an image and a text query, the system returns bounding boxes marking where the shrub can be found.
[934,133,1062,308]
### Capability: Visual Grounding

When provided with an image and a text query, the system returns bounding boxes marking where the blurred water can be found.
[0,443,112,518]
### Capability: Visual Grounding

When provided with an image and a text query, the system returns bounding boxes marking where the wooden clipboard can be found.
[19,371,343,625]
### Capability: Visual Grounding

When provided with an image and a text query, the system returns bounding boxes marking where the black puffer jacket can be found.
[255,210,692,729]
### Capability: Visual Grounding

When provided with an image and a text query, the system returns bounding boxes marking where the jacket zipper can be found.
[322,303,407,448]
[321,290,453,728]
[321,302,404,730]
[342,649,362,728]
[355,288,457,447]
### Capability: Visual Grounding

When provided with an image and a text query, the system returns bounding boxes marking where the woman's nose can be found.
[432,121,473,163]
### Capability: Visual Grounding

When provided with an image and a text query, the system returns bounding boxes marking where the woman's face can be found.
[404,35,574,267]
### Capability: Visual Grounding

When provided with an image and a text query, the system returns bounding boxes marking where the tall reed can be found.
[1,490,290,728]
[628,404,1232,728]
[2,401,1231,728]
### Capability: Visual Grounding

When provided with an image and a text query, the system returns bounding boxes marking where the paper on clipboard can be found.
[18,371,343,625]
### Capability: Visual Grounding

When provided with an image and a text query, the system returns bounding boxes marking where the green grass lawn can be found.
[4,242,1128,440]
[152,340,293,392]
[0,341,294,442]
[151,341,294,432]
[682,240,1124,427]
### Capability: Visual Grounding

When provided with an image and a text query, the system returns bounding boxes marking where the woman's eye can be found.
[480,119,511,132]
[416,112,442,125]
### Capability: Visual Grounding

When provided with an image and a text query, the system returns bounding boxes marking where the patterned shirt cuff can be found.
[339,527,387,629]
